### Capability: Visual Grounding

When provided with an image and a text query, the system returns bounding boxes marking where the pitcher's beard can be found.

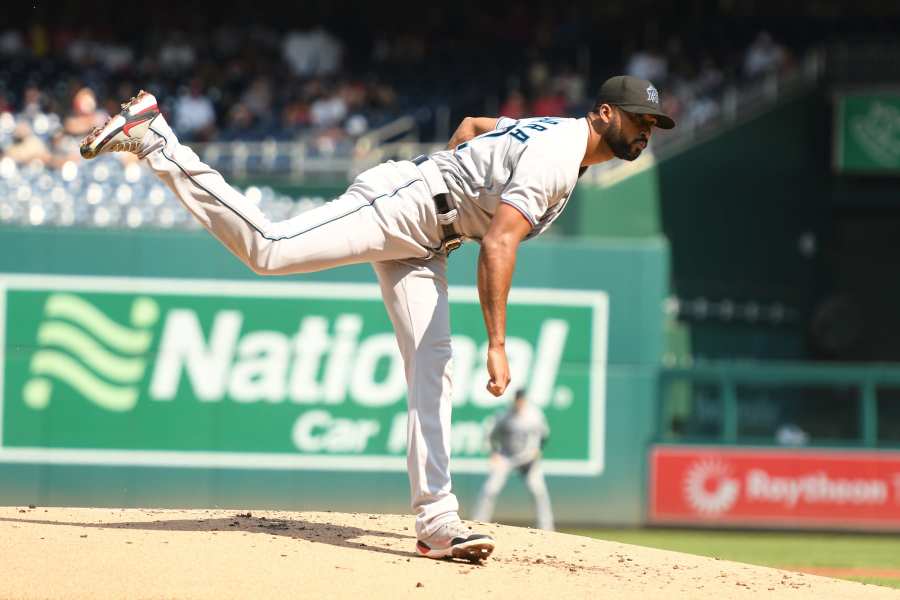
[607,125,644,161]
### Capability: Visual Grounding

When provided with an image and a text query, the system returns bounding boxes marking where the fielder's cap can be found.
[596,75,676,129]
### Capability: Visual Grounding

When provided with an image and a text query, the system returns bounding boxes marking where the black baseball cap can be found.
[596,75,676,129]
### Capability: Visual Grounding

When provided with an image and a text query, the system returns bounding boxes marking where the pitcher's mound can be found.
[0,507,895,599]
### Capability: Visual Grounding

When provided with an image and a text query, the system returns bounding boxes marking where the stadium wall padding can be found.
[0,227,668,526]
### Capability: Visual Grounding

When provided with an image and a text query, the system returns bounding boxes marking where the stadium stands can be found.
[0,5,837,204]
[0,153,325,229]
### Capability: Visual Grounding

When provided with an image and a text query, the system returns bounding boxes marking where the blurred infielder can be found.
[80,75,674,562]
[474,389,555,530]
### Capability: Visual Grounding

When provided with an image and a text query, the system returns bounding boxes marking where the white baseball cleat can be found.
[80,90,161,159]
[416,520,495,563]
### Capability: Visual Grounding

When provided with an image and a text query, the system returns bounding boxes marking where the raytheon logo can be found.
[683,459,741,516]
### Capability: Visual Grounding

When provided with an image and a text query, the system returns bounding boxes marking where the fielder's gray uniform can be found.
[473,404,555,530]
[142,114,588,538]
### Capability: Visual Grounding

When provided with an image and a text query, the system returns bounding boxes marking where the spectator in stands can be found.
[158,31,197,73]
[679,86,720,128]
[281,96,312,132]
[531,87,566,118]
[344,114,369,138]
[100,40,134,73]
[241,76,274,126]
[310,84,348,129]
[19,85,46,120]
[372,33,426,65]
[743,31,788,79]
[174,79,217,142]
[660,89,684,129]
[527,58,551,94]
[0,93,13,114]
[554,65,587,111]
[342,81,368,115]
[694,55,725,97]
[366,80,397,111]
[679,56,725,127]
[64,29,94,66]
[0,29,24,56]
[395,33,428,64]
[3,121,50,165]
[47,128,83,168]
[219,103,259,141]
[282,26,343,77]
[499,90,528,120]
[63,87,107,138]
[340,82,373,138]
[625,42,668,84]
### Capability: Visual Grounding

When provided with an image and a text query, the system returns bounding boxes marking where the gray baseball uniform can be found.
[472,403,555,530]
[141,113,587,538]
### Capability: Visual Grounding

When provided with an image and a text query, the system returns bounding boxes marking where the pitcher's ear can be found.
[597,103,616,123]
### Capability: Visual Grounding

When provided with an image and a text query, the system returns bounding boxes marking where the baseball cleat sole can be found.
[416,538,495,563]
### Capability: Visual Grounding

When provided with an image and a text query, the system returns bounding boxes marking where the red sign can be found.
[649,446,900,529]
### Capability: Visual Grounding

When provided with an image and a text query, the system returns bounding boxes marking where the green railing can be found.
[658,361,900,447]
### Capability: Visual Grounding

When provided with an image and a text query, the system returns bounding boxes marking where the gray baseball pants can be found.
[473,456,555,531]
[143,115,460,539]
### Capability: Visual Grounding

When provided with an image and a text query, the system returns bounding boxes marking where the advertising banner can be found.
[834,93,900,174]
[650,446,900,529]
[0,275,607,475]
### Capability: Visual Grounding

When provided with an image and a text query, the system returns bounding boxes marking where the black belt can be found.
[412,154,463,255]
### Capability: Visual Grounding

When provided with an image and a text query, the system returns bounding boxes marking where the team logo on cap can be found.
[646,85,659,105]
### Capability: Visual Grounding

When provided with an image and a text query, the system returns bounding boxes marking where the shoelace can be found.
[120,91,146,110]
[107,139,143,154]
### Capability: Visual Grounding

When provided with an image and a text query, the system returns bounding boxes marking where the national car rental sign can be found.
[0,274,607,476]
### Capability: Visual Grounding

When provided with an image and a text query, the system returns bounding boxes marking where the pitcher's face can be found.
[606,108,657,161]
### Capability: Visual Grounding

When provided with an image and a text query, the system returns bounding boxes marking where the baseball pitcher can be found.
[80,75,674,562]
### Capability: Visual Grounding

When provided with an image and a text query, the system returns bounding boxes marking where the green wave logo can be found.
[850,101,900,168]
[23,293,159,412]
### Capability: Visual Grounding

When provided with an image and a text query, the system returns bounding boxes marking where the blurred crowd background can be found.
[0,1,898,234]
[3,1,894,167]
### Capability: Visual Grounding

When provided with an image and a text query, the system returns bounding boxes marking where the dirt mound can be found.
[0,507,895,599]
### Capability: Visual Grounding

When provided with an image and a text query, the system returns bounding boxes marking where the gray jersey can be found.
[429,116,589,241]
[489,404,550,464]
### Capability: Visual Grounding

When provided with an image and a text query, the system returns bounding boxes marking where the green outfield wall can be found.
[0,227,668,526]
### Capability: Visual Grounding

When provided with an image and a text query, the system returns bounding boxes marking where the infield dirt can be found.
[1,507,897,599]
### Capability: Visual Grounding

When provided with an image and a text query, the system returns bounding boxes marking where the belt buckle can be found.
[441,237,463,255]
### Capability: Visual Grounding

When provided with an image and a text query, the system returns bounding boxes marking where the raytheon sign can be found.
[650,446,900,530]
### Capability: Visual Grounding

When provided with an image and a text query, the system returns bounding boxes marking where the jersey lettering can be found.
[509,128,530,142]
[507,117,561,143]
[456,124,516,150]
[485,125,515,138]
[457,118,561,151]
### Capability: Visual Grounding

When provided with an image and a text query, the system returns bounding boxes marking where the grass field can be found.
[564,528,900,589]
